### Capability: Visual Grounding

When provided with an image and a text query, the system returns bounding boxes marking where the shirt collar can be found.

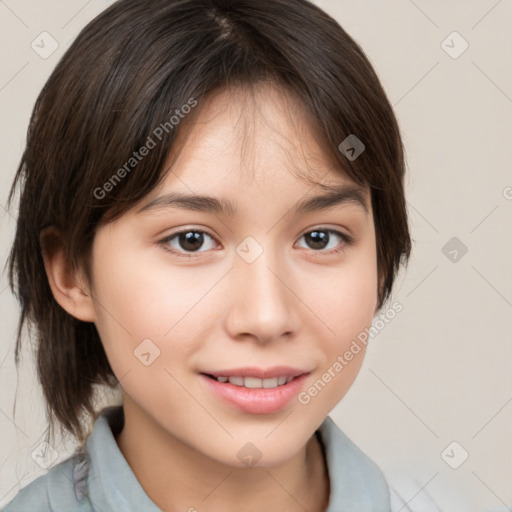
[86,406,389,511]
[317,415,390,511]
[86,406,160,511]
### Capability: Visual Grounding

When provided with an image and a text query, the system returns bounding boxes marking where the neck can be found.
[115,397,330,512]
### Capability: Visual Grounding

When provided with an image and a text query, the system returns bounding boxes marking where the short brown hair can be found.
[7,0,411,444]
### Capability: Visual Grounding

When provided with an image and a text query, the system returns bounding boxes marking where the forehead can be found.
[141,82,371,211]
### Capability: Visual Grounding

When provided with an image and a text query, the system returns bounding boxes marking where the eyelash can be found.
[158,227,353,259]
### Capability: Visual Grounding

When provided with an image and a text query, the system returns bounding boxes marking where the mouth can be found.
[202,374,297,389]
[198,366,311,414]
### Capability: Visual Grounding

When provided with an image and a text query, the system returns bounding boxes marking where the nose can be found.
[223,243,300,344]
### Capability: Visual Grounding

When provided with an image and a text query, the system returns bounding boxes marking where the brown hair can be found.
[6,0,411,445]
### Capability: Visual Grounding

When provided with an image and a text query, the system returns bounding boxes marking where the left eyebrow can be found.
[136,184,369,216]
[292,184,369,216]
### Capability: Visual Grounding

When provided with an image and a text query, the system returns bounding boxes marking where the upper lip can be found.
[200,366,310,379]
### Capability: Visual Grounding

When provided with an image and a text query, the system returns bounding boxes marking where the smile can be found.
[206,375,295,388]
[198,367,311,414]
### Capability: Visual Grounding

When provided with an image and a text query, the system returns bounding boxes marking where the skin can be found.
[43,82,381,512]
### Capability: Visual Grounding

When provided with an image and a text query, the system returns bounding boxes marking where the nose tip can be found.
[225,246,298,343]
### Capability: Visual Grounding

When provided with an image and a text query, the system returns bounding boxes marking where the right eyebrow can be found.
[137,192,238,216]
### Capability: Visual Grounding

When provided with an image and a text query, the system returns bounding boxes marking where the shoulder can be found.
[2,452,92,512]
[2,471,50,512]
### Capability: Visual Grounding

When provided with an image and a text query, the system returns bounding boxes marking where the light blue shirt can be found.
[2,405,390,511]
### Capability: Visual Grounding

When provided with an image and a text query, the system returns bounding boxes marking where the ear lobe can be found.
[40,227,96,323]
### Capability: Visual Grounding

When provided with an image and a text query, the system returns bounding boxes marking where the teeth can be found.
[244,377,263,388]
[228,376,245,386]
[263,377,278,388]
[215,376,296,388]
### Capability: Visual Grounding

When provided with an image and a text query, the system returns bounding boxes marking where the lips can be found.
[198,366,311,414]
[200,366,307,379]
[204,375,294,389]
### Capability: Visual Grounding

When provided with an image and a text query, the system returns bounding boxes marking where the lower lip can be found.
[199,373,309,414]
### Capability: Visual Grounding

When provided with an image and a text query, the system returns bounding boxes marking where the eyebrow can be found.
[137,184,369,217]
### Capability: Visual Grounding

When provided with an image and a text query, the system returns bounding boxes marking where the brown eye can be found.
[304,230,330,250]
[296,229,352,254]
[177,231,205,252]
[160,229,217,256]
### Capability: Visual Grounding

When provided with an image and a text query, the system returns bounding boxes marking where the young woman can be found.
[4,0,411,510]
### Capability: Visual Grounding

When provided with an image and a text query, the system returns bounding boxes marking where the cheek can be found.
[89,238,218,367]
[306,245,379,347]
[296,251,377,412]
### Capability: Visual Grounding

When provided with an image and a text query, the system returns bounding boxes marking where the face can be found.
[86,83,379,468]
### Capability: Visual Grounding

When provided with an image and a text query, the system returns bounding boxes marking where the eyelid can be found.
[301,225,354,243]
[295,227,353,256]
[158,226,219,257]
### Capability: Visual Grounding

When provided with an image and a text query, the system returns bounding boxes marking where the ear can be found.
[40,227,96,323]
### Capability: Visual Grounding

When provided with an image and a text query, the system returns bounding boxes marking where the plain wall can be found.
[0,1,511,510]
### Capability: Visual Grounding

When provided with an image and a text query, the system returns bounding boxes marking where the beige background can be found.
[1,0,511,510]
